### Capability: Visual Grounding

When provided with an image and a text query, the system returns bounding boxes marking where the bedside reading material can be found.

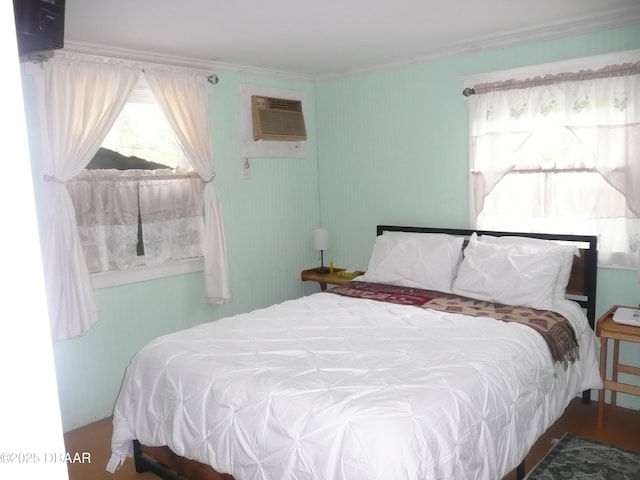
[612,307,640,327]
[301,267,365,291]
[337,270,360,279]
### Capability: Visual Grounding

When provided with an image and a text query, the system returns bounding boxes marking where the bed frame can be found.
[131,225,599,480]
[377,226,599,331]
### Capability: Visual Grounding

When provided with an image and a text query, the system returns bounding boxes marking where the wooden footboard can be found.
[134,441,233,480]
[133,441,527,480]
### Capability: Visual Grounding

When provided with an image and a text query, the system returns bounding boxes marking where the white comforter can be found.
[107,292,602,480]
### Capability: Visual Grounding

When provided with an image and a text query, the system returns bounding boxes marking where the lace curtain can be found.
[138,170,204,265]
[33,52,231,341]
[469,65,640,270]
[66,169,204,272]
[66,169,140,272]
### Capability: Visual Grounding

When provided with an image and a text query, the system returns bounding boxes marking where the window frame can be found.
[463,49,640,270]
[91,257,204,289]
[85,78,205,289]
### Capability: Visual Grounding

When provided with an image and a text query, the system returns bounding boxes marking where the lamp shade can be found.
[313,227,330,251]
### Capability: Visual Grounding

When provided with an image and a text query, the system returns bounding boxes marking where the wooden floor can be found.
[65,399,640,480]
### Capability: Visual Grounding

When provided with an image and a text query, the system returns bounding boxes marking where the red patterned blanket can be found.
[329,281,579,367]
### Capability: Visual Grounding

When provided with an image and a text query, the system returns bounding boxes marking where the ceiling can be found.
[64,0,640,79]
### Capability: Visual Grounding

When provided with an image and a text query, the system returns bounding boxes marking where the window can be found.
[33,52,230,340]
[467,56,640,270]
[101,81,189,169]
[66,79,205,287]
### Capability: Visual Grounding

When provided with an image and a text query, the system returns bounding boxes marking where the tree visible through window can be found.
[35,52,231,339]
[100,82,188,169]
[67,80,204,274]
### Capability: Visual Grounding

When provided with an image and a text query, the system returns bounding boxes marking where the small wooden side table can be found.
[301,267,364,291]
[596,305,640,428]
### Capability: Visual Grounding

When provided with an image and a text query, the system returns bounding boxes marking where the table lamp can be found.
[313,227,330,274]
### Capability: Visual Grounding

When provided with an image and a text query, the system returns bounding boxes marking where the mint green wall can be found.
[316,24,640,274]
[316,24,640,408]
[27,71,321,431]
[33,24,640,431]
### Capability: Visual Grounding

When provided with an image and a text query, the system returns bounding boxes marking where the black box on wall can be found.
[13,0,65,57]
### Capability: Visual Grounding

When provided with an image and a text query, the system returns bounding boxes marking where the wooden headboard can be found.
[376,225,598,329]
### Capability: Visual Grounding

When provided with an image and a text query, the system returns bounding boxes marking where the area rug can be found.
[525,433,640,479]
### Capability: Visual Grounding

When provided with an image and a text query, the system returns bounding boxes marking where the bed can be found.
[107,225,603,480]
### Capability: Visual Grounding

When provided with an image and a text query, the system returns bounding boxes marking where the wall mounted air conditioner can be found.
[251,95,307,142]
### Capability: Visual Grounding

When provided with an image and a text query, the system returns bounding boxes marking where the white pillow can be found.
[478,235,578,300]
[452,234,565,310]
[362,233,464,292]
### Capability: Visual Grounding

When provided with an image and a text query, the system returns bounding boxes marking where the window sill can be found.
[91,257,204,289]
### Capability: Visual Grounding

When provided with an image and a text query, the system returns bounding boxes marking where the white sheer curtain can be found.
[144,67,231,304]
[469,65,640,270]
[68,169,205,271]
[138,170,204,265]
[35,52,140,341]
[66,169,140,272]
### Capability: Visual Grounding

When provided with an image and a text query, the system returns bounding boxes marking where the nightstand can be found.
[596,305,640,428]
[301,267,364,291]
